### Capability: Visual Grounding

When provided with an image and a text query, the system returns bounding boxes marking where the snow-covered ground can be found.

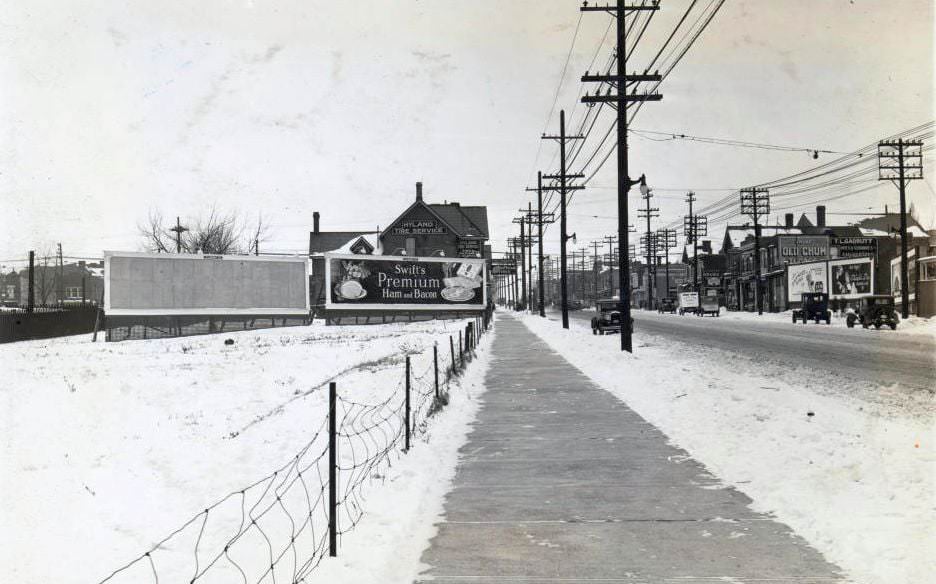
[521,314,935,584]
[0,318,492,584]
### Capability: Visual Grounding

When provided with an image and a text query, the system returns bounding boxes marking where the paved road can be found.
[416,315,844,583]
[567,308,935,391]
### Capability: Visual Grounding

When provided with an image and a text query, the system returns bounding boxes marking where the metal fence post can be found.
[449,335,455,376]
[328,381,337,557]
[433,343,439,400]
[404,355,411,452]
[458,331,463,368]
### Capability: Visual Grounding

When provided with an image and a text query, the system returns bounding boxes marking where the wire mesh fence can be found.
[95,309,493,584]
[105,314,312,342]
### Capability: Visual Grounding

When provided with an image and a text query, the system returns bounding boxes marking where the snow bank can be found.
[713,307,936,338]
[521,314,935,584]
[0,318,488,583]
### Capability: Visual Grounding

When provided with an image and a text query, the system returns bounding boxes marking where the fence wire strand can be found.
[96,314,491,584]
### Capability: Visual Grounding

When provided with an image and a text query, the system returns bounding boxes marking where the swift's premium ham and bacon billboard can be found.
[324,253,486,311]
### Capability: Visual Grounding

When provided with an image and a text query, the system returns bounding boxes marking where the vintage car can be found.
[846,295,898,330]
[591,299,626,335]
[697,297,720,317]
[792,292,831,324]
[657,297,677,314]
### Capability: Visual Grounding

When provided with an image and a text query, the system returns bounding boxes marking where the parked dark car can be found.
[658,298,677,314]
[792,292,831,324]
[591,299,631,335]
[847,295,898,330]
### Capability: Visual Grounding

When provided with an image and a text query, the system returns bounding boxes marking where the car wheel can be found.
[846,320,854,328]
[889,323,897,330]
[874,323,881,330]
[791,314,797,323]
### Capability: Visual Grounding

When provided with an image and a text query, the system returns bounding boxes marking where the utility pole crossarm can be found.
[580,2,661,14]
[542,173,585,180]
[581,73,662,83]
[582,93,662,103]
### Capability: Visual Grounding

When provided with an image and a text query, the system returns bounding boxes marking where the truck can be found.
[697,296,720,317]
[677,291,699,316]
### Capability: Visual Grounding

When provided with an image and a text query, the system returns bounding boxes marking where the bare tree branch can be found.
[140,206,269,255]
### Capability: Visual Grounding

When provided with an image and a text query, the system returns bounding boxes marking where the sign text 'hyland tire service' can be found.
[324,253,486,311]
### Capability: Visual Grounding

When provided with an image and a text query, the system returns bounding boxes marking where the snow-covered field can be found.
[0,318,493,584]
[522,314,935,584]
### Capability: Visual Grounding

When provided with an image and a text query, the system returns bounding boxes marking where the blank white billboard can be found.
[105,252,309,316]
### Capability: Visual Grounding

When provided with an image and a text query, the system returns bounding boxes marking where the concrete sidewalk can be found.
[415,314,845,583]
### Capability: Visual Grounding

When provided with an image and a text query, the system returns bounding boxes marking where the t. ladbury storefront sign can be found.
[324,253,486,311]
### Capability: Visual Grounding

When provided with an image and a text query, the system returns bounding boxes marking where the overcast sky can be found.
[1,0,933,265]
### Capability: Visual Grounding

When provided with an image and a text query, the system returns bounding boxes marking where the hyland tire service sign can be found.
[829,257,874,299]
[325,253,486,311]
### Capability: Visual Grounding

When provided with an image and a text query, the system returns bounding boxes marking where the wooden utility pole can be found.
[525,174,557,317]
[170,216,189,254]
[512,218,527,310]
[686,192,698,290]
[878,138,924,319]
[601,235,618,297]
[56,243,64,303]
[638,182,659,308]
[740,187,769,315]
[581,0,661,352]
[27,250,35,312]
[657,229,677,300]
[542,110,585,329]
[590,240,602,303]
[685,193,707,295]
[536,174,546,316]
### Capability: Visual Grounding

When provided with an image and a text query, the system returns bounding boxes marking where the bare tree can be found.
[246,213,271,255]
[139,207,272,255]
[33,247,57,305]
[139,210,174,253]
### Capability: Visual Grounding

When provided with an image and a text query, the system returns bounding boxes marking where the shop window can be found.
[65,286,81,298]
[921,259,936,282]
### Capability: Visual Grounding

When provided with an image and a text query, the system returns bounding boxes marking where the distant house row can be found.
[0,261,104,306]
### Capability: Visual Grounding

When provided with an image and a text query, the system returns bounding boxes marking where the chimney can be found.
[313,212,320,233]
[416,181,423,202]
[816,205,826,227]
[785,213,794,228]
